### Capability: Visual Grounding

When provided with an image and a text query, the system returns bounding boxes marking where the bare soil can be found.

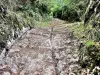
[0,18,81,75]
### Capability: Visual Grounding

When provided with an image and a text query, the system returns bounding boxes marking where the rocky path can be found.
[0,19,81,75]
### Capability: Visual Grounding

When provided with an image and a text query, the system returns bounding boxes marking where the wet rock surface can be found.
[0,19,81,75]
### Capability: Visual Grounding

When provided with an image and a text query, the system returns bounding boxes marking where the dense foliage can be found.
[50,0,88,22]
[0,0,50,51]
[78,0,100,74]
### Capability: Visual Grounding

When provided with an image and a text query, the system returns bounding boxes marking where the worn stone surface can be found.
[0,19,81,75]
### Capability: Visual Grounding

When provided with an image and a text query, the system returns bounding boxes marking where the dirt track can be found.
[0,19,81,75]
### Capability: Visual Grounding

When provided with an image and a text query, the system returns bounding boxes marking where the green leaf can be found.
[86,40,95,47]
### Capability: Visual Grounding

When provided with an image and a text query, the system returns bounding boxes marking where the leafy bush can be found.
[53,5,80,22]
[79,40,100,72]
[77,0,100,73]
[69,22,100,73]
[0,0,50,52]
[50,0,88,22]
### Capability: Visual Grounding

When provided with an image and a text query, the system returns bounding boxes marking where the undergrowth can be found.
[69,22,100,74]
[0,0,50,51]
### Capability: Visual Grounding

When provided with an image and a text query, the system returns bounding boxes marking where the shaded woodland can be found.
[0,0,100,75]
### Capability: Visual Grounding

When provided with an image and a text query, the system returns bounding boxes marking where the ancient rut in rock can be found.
[0,19,81,75]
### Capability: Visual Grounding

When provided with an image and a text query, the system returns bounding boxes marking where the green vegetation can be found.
[0,0,100,74]
[49,0,88,22]
[0,0,50,48]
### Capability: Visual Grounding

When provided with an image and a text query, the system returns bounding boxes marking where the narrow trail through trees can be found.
[0,18,81,75]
